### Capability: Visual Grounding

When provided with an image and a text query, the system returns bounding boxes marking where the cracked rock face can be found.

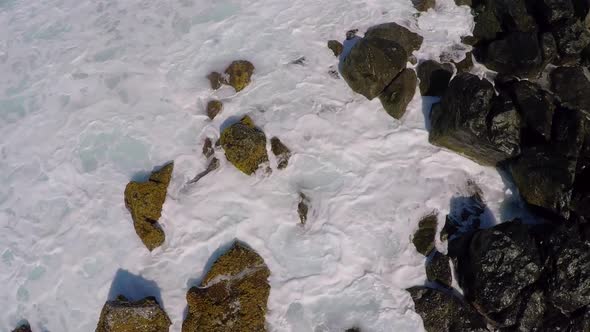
[182,242,270,332]
[95,296,171,332]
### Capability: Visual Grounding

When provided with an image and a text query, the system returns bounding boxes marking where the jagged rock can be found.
[202,138,214,159]
[413,213,437,255]
[12,323,32,332]
[124,163,173,251]
[408,287,488,332]
[417,60,454,97]
[298,193,309,225]
[220,116,269,175]
[551,66,590,114]
[206,100,223,120]
[182,242,270,332]
[426,251,452,288]
[505,80,555,143]
[413,0,436,12]
[452,52,473,73]
[95,296,171,332]
[552,19,590,61]
[327,40,343,57]
[224,60,255,92]
[378,68,417,119]
[207,72,226,90]
[455,221,542,316]
[290,57,306,65]
[270,137,291,169]
[479,32,543,78]
[429,73,521,166]
[364,23,424,55]
[340,37,408,100]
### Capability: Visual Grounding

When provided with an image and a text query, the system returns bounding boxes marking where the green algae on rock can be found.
[95,295,171,332]
[225,60,255,92]
[220,116,269,175]
[270,137,291,169]
[413,213,437,256]
[124,163,173,251]
[182,242,270,332]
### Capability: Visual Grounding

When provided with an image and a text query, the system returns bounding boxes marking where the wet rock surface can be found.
[551,66,590,114]
[417,60,453,97]
[220,116,269,175]
[225,60,255,92]
[412,0,436,12]
[426,251,452,288]
[364,22,424,55]
[182,242,270,332]
[12,324,32,332]
[124,163,173,251]
[270,137,291,169]
[327,40,343,56]
[413,213,437,255]
[206,100,223,120]
[96,296,171,332]
[378,68,417,119]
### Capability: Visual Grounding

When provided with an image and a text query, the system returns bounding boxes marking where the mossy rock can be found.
[220,116,269,175]
[207,72,226,90]
[225,60,255,92]
[12,323,32,332]
[413,213,437,256]
[124,163,173,251]
[379,68,417,119]
[206,100,223,120]
[327,40,343,57]
[182,242,270,332]
[270,137,291,169]
[95,296,171,332]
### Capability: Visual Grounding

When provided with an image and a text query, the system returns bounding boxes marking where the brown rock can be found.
[225,60,255,92]
[327,40,344,57]
[206,72,226,90]
[206,100,223,120]
[95,296,171,332]
[202,138,214,159]
[270,137,291,169]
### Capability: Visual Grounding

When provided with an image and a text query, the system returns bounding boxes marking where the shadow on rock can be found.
[107,269,164,308]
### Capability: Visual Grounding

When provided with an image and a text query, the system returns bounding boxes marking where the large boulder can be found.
[417,60,454,97]
[225,61,255,92]
[378,68,417,119]
[479,32,544,78]
[182,242,270,332]
[95,296,171,332]
[408,287,488,332]
[429,73,521,166]
[340,37,408,100]
[364,23,424,55]
[124,163,173,251]
[220,116,269,175]
[455,221,542,316]
[550,66,590,115]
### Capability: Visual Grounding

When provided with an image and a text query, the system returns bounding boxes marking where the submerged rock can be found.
[298,193,309,225]
[327,40,343,57]
[413,213,437,255]
[182,242,270,332]
[340,37,408,100]
[12,323,32,332]
[429,73,521,166]
[550,66,590,114]
[413,0,436,12]
[225,60,255,92]
[417,60,454,97]
[188,158,220,185]
[364,22,424,55]
[378,68,417,119]
[452,52,474,73]
[408,286,488,332]
[202,138,214,159]
[270,137,291,170]
[206,100,223,120]
[124,163,173,251]
[426,251,452,288]
[95,296,171,332]
[220,116,269,175]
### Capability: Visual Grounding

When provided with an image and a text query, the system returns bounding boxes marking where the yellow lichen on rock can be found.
[220,116,269,175]
[95,296,171,332]
[182,243,270,332]
[225,60,255,92]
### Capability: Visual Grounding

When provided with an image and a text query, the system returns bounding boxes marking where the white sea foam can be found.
[0,0,528,330]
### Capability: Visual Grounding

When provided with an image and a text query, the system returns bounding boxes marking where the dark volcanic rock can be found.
[225,60,255,92]
[340,37,408,100]
[536,0,575,25]
[551,66,590,114]
[220,116,269,175]
[327,40,343,57]
[552,19,590,61]
[506,80,555,142]
[413,213,437,255]
[96,296,171,332]
[547,239,590,313]
[182,242,270,332]
[408,286,488,332]
[426,251,452,288]
[456,221,542,315]
[472,4,503,43]
[417,60,454,97]
[378,68,417,119]
[429,73,521,166]
[480,32,543,78]
[12,323,32,332]
[206,72,226,90]
[270,137,291,170]
[364,22,424,54]
[452,52,474,73]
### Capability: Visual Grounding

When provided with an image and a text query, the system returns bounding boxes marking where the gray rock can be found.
[378,68,417,119]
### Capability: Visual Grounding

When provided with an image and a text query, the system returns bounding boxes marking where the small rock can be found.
[417,60,454,97]
[206,72,226,90]
[327,40,343,57]
[346,29,358,40]
[452,52,473,73]
[270,137,291,170]
[364,23,424,54]
[426,251,452,288]
[408,286,488,332]
[413,0,436,12]
[413,213,437,256]
[206,100,223,120]
[551,66,590,115]
[225,60,255,92]
[290,57,306,65]
[202,138,214,159]
[454,0,471,6]
[124,163,173,251]
[95,295,172,332]
[220,116,269,175]
[12,323,32,332]
[345,328,361,332]
[298,193,309,225]
[547,239,590,313]
[188,158,220,185]
[379,68,417,119]
[182,242,270,332]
